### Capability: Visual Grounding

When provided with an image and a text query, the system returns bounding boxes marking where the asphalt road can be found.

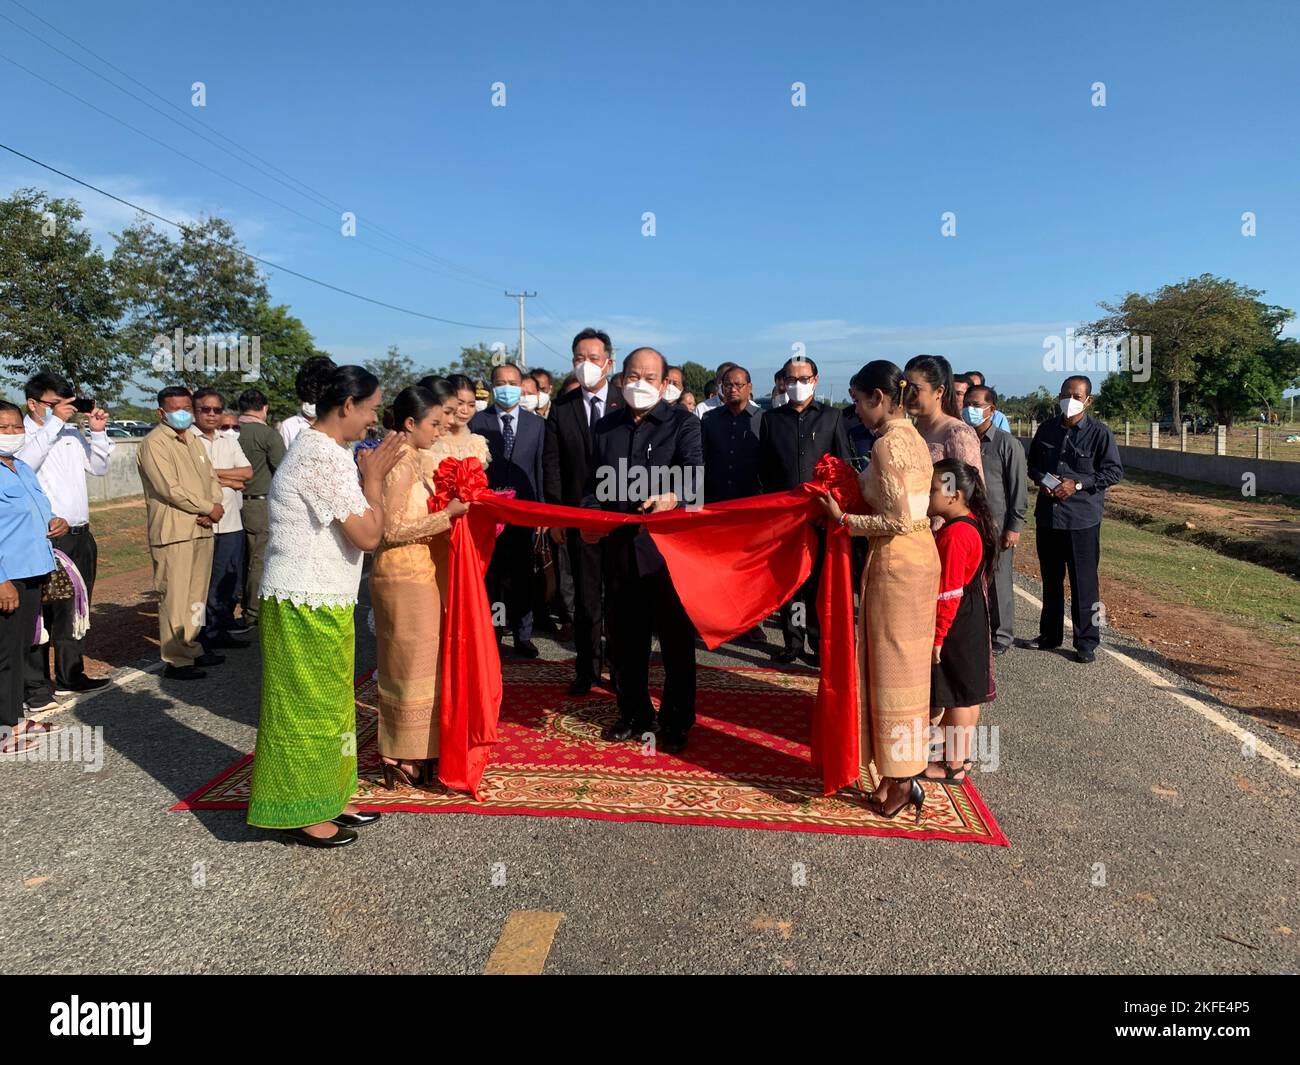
[2,570,1297,975]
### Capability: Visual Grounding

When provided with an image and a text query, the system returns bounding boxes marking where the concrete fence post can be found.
[1124,420,1131,446]
[1215,425,1227,456]
[1256,425,1265,460]
[1150,422,1160,450]
[1180,423,1188,452]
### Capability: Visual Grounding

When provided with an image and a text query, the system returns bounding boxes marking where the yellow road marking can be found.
[483,910,564,975]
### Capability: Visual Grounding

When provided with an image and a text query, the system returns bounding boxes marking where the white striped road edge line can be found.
[1013,585,1299,781]
[28,661,166,721]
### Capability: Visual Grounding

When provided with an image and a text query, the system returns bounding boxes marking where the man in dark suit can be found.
[757,355,850,666]
[582,347,703,754]
[701,365,763,503]
[470,361,545,657]
[543,327,623,694]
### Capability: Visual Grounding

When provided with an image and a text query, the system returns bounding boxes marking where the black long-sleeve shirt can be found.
[757,400,850,491]
[701,405,763,502]
[1027,414,1123,529]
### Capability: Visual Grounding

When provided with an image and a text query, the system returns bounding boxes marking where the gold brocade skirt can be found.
[857,527,941,779]
[370,536,448,760]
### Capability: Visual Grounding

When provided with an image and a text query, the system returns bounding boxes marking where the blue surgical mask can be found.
[962,405,987,427]
[493,385,521,408]
[164,409,194,431]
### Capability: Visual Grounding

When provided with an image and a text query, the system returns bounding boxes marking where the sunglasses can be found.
[196,406,224,414]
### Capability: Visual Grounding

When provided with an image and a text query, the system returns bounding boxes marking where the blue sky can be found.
[2,0,1298,400]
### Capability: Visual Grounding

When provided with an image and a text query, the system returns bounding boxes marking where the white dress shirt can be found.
[18,414,113,527]
[190,427,250,534]
[279,413,309,449]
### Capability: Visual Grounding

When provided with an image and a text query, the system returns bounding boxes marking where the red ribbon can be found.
[432,454,866,798]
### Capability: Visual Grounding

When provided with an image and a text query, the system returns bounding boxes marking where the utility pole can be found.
[504,291,537,367]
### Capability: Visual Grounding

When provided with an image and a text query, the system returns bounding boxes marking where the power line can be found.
[0,50,502,294]
[2,0,509,293]
[0,142,516,332]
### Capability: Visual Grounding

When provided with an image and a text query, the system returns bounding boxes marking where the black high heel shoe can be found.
[868,777,925,823]
[381,761,421,789]
[332,810,381,828]
[282,825,358,848]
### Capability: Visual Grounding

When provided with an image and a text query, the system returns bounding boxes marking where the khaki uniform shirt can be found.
[138,424,223,548]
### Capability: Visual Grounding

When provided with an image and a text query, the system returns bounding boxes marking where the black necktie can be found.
[589,394,602,426]
[501,412,515,461]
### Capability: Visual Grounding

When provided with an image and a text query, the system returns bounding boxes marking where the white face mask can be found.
[623,380,662,411]
[520,394,540,411]
[536,391,550,409]
[574,360,606,389]
[1060,396,1086,419]
[301,402,317,419]
[663,384,683,403]
[771,390,790,408]
[474,399,488,412]
[220,428,239,438]
[0,433,26,456]
[787,380,815,404]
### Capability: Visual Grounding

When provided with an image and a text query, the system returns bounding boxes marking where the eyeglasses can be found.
[720,382,748,392]
[196,405,223,414]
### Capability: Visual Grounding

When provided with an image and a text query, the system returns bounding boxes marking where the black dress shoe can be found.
[800,649,821,669]
[332,810,381,828]
[162,664,207,680]
[195,652,226,667]
[227,622,253,637]
[55,676,111,694]
[606,719,652,743]
[568,677,593,696]
[283,825,358,848]
[513,640,540,659]
[1024,636,1062,651]
[209,635,250,650]
[1075,648,1097,664]
[660,730,689,755]
[992,644,1010,657]
[772,647,798,664]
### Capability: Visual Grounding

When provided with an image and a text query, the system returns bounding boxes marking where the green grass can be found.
[1023,512,1300,649]
[88,495,152,579]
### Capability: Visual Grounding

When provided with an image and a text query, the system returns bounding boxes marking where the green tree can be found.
[241,302,330,420]
[427,342,521,384]
[680,360,710,398]
[112,214,269,393]
[0,189,124,400]
[1083,274,1286,426]
[365,345,419,401]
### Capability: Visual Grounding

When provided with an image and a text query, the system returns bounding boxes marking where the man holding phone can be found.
[1026,375,1123,663]
[18,371,113,701]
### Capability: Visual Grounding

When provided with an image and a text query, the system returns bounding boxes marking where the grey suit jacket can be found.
[978,425,1027,535]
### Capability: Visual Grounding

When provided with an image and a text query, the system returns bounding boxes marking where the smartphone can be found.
[1040,472,1062,491]
[73,397,95,414]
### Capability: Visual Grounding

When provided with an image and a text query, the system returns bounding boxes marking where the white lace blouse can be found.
[260,428,372,609]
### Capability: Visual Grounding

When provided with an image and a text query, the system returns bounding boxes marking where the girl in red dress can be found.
[926,459,999,782]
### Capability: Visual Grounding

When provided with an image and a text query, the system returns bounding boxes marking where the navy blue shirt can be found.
[701,405,763,502]
[1027,414,1123,529]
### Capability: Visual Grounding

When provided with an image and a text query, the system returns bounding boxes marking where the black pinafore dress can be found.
[930,516,991,709]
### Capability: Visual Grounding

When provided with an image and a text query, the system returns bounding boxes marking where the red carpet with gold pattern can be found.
[176,661,1008,844]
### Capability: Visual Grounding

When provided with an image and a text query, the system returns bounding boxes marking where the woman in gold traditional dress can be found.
[423,373,490,586]
[819,361,940,820]
[370,381,469,787]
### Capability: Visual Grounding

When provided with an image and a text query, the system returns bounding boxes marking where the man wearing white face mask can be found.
[543,328,624,694]
[580,347,702,753]
[664,365,686,405]
[758,354,850,666]
[1026,375,1123,664]
[470,362,545,658]
[529,369,554,418]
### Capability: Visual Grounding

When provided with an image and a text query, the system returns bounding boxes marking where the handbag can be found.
[42,556,74,604]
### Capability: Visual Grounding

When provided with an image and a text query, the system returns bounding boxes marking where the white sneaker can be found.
[26,699,61,713]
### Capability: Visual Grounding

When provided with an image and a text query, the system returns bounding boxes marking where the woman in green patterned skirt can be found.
[247,364,405,848]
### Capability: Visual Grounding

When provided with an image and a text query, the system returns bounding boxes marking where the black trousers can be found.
[3,576,44,727]
[486,525,534,642]
[607,565,696,734]
[1036,523,1102,652]
[566,529,604,683]
[780,525,826,652]
[26,525,98,699]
